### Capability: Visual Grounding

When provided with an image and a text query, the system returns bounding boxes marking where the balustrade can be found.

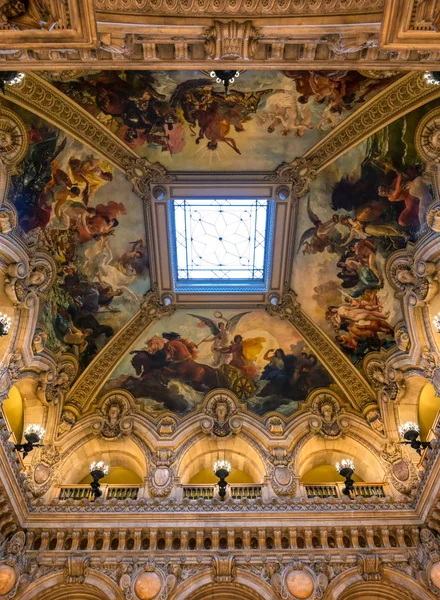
[182,484,262,500]
[304,483,386,499]
[59,484,141,501]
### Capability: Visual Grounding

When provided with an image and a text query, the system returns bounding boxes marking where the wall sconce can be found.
[14,425,45,458]
[399,422,431,455]
[336,459,355,497]
[213,460,231,500]
[0,313,11,337]
[90,461,109,499]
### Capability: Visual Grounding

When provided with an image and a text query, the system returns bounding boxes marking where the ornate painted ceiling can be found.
[2,69,440,427]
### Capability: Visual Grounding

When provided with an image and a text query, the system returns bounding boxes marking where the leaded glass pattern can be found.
[172,198,269,282]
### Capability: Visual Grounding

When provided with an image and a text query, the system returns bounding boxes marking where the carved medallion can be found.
[416,107,440,163]
[0,108,28,167]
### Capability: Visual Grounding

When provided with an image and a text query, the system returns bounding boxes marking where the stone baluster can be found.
[274,529,282,550]
[102,530,111,551]
[365,527,375,548]
[55,530,65,551]
[396,527,406,547]
[227,529,235,550]
[87,529,96,551]
[243,530,250,550]
[150,529,158,551]
[118,529,127,550]
[304,528,313,549]
[212,529,219,551]
[258,528,266,549]
[71,530,81,551]
[165,530,173,551]
[134,529,142,551]
[289,528,297,549]
[181,530,188,551]
[351,528,360,549]
[320,528,328,549]
[40,531,50,551]
[196,530,204,550]
[381,527,390,548]
[335,529,344,548]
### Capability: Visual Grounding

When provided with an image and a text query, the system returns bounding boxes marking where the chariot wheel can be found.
[233,376,256,399]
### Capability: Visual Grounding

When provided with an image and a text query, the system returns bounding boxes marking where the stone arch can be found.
[169,568,277,600]
[323,568,436,600]
[177,434,267,484]
[295,433,386,483]
[18,571,123,600]
[56,435,147,484]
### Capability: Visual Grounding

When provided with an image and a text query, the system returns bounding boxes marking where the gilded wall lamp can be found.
[336,459,356,498]
[14,425,45,458]
[90,461,109,499]
[213,460,231,500]
[399,422,431,455]
[0,313,11,337]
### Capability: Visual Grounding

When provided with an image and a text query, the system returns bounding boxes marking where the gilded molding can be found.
[266,291,376,413]
[301,72,440,177]
[4,73,139,173]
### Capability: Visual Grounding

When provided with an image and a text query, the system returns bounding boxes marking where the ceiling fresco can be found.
[5,102,151,371]
[292,100,437,365]
[45,70,397,171]
[100,309,335,417]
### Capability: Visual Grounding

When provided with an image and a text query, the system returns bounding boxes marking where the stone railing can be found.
[302,483,386,499]
[59,484,141,501]
[182,484,262,501]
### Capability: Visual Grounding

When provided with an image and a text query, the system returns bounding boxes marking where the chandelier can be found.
[0,72,24,95]
[210,70,240,95]
[0,313,11,336]
[424,71,440,85]
[433,313,440,332]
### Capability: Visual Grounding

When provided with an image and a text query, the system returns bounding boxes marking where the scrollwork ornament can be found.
[125,157,173,201]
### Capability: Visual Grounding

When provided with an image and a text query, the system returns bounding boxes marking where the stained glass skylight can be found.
[171,198,273,291]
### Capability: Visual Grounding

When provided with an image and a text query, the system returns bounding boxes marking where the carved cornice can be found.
[65,289,175,413]
[266,291,377,414]
[95,0,384,16]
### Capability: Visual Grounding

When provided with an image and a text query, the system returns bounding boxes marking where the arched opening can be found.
[79,466,142,485]
[179,436,265,484]
[301,465,363,484]
[297,436,385,484]
[418,382,440,441]
[2,385,24,443]
[337,583,417,600]
[59,437,146,484]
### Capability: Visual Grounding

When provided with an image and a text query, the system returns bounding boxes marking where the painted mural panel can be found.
[5,102,150,371]
[101,309,334,417]
[48,70,396,171]
[292,102,436,365]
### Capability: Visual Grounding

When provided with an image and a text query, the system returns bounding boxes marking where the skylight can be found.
[171,198,273,292]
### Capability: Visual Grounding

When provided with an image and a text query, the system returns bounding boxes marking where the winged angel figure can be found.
[188,311,256,367]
